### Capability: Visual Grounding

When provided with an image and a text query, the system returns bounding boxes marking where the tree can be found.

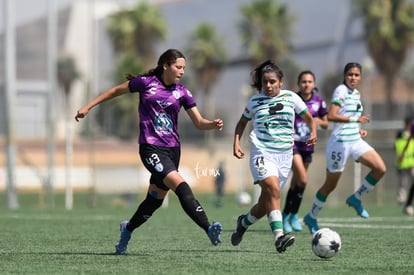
[96,53,144,139]
[354,0,414,117]
[239,0,294,66]
[107,1,166,66]
[57,55,80,98]
[186,23,227,118]
[57,54,80,210]
[185,23,227,151]
[100,2,166,139]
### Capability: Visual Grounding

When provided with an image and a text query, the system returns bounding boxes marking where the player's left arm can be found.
[300,111,317,145]
[315,114,328,129]
[186,106,223,131]
[327,103,370,124]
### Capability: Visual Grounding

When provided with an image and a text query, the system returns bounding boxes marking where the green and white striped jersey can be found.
[330,84,363,143]
[242,90,308,152]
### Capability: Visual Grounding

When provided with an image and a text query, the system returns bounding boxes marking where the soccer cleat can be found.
[303,213,319,234]
[346,195,369,218]
[282,213,292,234]
[403,206,414,216]
[207,222,222,246]
[115,220,131,255]
[289,213,303,232]
[231,215,247,246]
[275,234,295,253]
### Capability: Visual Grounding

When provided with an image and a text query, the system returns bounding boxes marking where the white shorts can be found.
[325,137,374,173]
[249,144,293,190]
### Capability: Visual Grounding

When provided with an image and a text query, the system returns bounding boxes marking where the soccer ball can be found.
[312,228,341,259]
[236,191,252,207]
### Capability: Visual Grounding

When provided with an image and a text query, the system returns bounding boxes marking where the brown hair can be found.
[126,49,186,80]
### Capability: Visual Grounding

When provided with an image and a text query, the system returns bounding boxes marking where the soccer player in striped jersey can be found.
[231,60,317,253]
[303,62,387,234]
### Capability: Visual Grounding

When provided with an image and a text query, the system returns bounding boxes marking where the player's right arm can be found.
[75,81,130,121]
[233,116,248,159]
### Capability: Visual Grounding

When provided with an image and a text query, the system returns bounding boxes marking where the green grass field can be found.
[1,192,413,275]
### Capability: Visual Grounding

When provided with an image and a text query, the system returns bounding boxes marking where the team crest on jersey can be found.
[311,103,319,112]
[255,156,267,176]
[173,90,180,99]
[258,165,267,176]
[154,162,164,172]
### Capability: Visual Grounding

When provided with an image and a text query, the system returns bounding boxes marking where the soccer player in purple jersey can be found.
[281,71,328,233]
[75,49,223,254]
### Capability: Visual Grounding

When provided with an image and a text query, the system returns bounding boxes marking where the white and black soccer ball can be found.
[312,228,341,259]
[236,191,252,207]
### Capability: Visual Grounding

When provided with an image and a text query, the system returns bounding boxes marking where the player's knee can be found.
[375,164,387,178]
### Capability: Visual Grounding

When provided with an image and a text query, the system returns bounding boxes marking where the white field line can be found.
[0,213,120,221]
[0,214,413,230]
[319,223,414,229]
[317,216,414,229]
[319,217,414,222]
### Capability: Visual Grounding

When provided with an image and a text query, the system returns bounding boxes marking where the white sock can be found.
[309,197,326,219]
[354,179,375,200]
[268,210,283,240]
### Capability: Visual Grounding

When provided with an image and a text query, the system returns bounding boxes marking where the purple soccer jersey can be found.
[129,75,196,147]
[293,92,327,152]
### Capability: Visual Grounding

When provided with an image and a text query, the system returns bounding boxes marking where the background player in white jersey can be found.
[303,62,387,234]
[231,60,317,253]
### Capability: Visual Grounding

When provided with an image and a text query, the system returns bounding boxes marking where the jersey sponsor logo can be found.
[156,100,173,109]
[154,111,173,134]
[269,103,284,114]
[264,121,288,129]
